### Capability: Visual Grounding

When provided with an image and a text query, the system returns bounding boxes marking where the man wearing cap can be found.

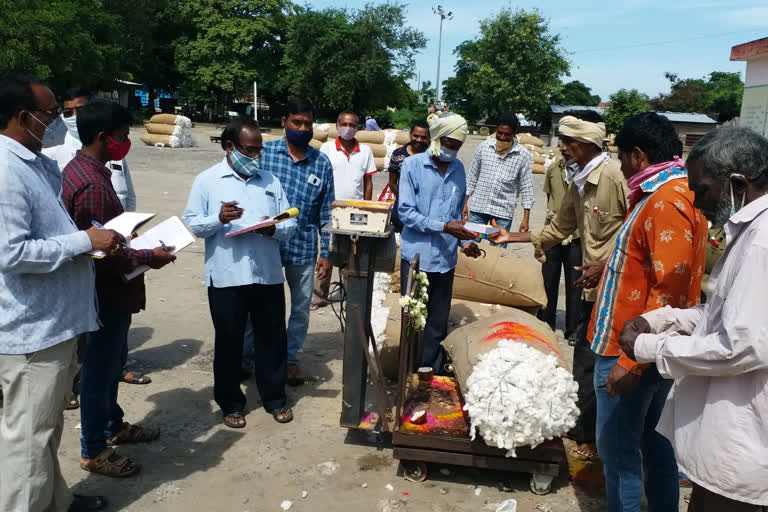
[491,110,628,461]
[398,113,482,373]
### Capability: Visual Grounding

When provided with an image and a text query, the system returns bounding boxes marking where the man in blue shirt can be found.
[398,112,481,372]
[0,74,120,512]
[261,98,335,385]
[184,118,297,427]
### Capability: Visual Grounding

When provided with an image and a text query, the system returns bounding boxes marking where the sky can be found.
[306,0,767,102]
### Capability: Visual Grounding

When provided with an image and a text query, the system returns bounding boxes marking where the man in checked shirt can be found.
[462,112,533,245]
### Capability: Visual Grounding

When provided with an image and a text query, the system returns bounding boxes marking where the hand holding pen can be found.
[219,200,244,224]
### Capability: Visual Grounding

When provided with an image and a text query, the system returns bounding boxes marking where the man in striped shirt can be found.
[589,112,708,511]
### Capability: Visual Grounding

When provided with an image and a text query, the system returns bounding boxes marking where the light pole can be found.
[433,5,452,105]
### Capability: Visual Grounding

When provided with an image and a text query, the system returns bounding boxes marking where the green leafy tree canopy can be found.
[650,71,743,122]
[552,80,601,107]
[604,89,650,134]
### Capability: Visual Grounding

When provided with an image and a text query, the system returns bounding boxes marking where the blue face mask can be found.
[285,128,313,147]
[62,114,80,140]
[228,147,260,177]
[438,146,458,162]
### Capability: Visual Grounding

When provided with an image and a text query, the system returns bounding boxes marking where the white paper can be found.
[123,216,196,281]
[464,222,500,235]
[87,212,156,258]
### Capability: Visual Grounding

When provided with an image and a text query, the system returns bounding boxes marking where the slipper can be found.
[310,301,327,311]
[80,448,140,478]
[69,494,108,511]
[66,395,80,410]
[223,412,246,429]
[272,407,293,424]
[121,370,152,385]
[570,445,598,461]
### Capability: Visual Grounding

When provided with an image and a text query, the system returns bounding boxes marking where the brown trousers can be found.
[689,484,767,512]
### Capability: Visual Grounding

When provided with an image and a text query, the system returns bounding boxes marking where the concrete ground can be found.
[13,125,677,511]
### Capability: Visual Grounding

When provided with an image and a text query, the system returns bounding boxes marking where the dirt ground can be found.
[23,125,681,511]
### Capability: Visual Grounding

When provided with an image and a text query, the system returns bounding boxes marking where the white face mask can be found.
[729,174,747,217]
[62,114,80,140]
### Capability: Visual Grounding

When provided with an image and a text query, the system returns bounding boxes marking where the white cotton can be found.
[371,272,391,351]
[174,115,193,129]
[462,340,579,457]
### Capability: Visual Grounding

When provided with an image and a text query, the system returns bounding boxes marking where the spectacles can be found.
[237,144,262,158]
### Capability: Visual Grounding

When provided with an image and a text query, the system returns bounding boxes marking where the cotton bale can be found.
[532,163,546,174]
[356,130,386,144]
[140,134,175,147]
[532,154,546,165]
[309,138,323,150]
[144,123,179,136]
[518,133,544,147]
[374,157,387,172]
[363,143,388,158]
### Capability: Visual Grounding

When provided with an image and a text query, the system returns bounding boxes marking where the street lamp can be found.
[433,5,453,105]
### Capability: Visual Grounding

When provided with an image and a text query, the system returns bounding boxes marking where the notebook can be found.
[87,212,156,258]
[123,216,196,281]
[225,207,299,237]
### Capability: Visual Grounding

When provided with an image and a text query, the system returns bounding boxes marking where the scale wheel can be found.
[403,461,428,482]
[529,473,554,495]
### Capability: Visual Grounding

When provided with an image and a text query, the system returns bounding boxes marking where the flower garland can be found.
[399,271,429,333]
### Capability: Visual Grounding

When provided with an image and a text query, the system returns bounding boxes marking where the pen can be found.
[91,220,128,247]
[159,239,175,264]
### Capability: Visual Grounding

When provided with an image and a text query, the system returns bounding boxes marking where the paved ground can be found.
[19,125,623,511]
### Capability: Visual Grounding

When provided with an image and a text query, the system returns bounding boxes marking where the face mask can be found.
[438,146,458,162]
[338,126,357,140]
[106,135,131,161]
[496,139,513,156]
[24,111,48,145]
[62,114,80,140]
[285,128,313,147]
[228,147,261,177]
[729,174,747,217]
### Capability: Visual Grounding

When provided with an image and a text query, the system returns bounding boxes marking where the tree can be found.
[419,81,436,105]
[650,71,743,122]
[278,2,426,114]
[442,8,569,121]
[552,80,600,106]
[604,89,650,134]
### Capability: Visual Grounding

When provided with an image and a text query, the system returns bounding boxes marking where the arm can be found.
[528,186,579,257]
[121,159,137,212]
[182,174,223,239]
[397,161,446,233]
[518,154,534,232]
[388,171,399,197]
[0,171,92,274]
[318,158,335,259]
[271,178,297,241]
[641,304,706,335]
[363,150,375,201]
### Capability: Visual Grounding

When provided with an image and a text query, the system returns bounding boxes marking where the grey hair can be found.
[337,110,359,125]
[688,127,768,187]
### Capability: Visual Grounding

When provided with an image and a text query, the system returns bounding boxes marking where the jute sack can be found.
[309,138,323,150]
[144,123,178,136]
[532,154,546,165]
[453,244,546,308]
[518,133,544,147]
[313,130,328,143]
[395,131,410,146]
[149,113,179,125]
[532,163,546,174]
[356,130,386,144]
[444,311,566,393]
[328,126,339,139]
[140,134,173,147]
[374,157,386,171]
[524,143,544,155]
[364,143,388,158]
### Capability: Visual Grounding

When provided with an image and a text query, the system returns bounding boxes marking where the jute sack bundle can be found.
[532,163,546,174]
[356,130,386,144]
[395,131,410,146]
[144,123,178,136]
[374,157,386,171]
[443,311,566,394]
[518,133,544,148]
[523,143,544,155]
[327,126,339,139]
[364,143,388,158]
[149,113,179,125]
[140,134,174,147]
[453,244,546,308]
[309,138,323,150]
[532,154,546,165]
[313,130,328,143]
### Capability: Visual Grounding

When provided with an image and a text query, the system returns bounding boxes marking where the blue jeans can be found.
[80,311,131,458]
[594,355,679,512]
[467,211,513,248]
[284,264,315,364]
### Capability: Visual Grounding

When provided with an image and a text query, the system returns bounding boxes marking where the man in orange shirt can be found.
[588,112,708,511]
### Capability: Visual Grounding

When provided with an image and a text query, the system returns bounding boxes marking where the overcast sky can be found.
[306,0,767,102]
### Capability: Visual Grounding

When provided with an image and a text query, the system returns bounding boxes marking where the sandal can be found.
[66,394,80,410]
[571,444,598,461]
[106,422,159,446]
[223,412,246,429]
[272,407,294,424]
[310,301,327,311]
[69,494,108,511]
[121,370,152,385]
[80,447,140,478]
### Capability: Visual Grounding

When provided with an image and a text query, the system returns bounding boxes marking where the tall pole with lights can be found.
[433,5,452,105]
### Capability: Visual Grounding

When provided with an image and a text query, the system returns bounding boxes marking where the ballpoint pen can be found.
[159,239,175,264]
[91,220,128,247]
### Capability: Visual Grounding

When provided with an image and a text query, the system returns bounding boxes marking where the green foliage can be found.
[604,89,650,134]
[390,107,428,130]
[651,71,743,122]
[552,80,601,106]
[442,8,569,122]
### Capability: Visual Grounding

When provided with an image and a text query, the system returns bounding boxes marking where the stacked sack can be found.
[141,114,197,148]
[517,132,547,174]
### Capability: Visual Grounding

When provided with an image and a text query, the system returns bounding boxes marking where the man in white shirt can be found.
[619,127,768,511]
[312,110,376,307]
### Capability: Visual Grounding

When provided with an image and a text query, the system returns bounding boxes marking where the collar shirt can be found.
[466,138,534,220]
[61,151,154,314]
[365,119,381,131]
[320,138,376,200]
[0,135,97,354]
[43,132,136,211]
[634,193,768,506]
[398,151,468,273]
[183,158,296,287]
[588,168,708,372]
[261,138,334,266]
[543,158,580,241]
[531,158,628,301]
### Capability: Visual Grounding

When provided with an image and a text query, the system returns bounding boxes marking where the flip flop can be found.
[223,412,246,429]
[69,494,108,511]
[65,395,80,410]
[272,407,294,424]
[121,370,152,384]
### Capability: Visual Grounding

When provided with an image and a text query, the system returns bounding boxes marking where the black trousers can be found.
[569,300,597,444]
[539,239,582,340]
[208,283,287,414]
[401,259,454,373]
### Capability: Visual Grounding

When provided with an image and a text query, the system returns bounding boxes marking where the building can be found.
[731,37,768,137]
[549,105,716,147]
